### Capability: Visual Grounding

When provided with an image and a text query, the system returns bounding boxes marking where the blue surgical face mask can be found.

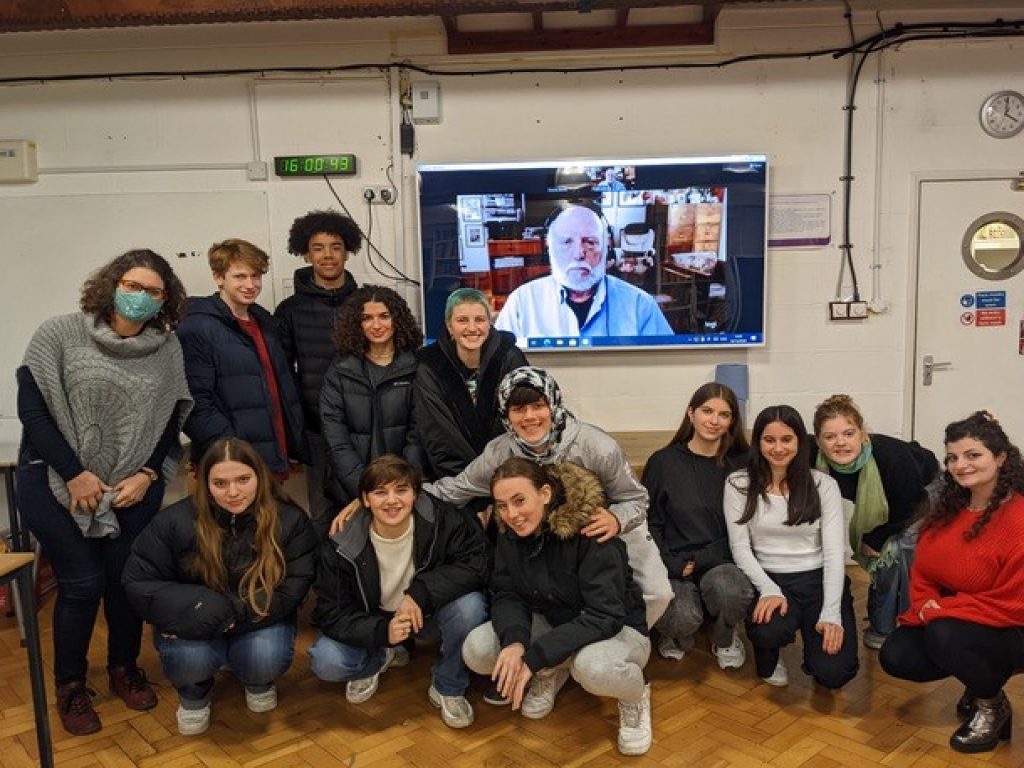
[114,287,163,323]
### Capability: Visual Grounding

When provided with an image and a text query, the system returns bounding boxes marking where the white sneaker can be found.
[657,635,686,661]
[177,702,211,736]
[391,645,411,667]
[713,631,746,670]
[617,683,653,756]
[761,659,789,687]
[428,685,475,729]
[244,685,278,713]
[346,647,396,704]
[521,667,570,720]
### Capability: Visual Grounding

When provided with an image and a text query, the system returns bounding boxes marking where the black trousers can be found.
[880,618,1024,699]
[745,568,860,689]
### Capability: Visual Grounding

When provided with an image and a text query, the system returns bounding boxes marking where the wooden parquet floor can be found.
[1,568,1023,768]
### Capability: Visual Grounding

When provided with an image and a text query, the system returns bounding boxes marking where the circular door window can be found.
[961,212,1024,280]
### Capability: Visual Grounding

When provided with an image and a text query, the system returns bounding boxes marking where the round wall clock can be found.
[979,90,1024,138]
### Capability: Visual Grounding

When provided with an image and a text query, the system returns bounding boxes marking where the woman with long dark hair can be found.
[643,383,754,666]
[462,458,653,756]
[725,405,859,689]
[319,285,424,531]
[123,438,317,736]
[880,412,1024,753]
[16,249,192,735]
[812,394,939,648]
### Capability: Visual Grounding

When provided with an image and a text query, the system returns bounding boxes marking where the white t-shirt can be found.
[370,519,416,612]
[723,469,845,625]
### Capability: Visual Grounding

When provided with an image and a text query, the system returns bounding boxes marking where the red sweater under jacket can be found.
[900,492,1024,628]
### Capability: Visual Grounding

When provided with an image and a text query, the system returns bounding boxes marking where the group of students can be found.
[14,211,1024,757]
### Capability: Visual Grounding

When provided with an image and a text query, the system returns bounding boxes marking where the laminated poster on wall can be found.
[767,194,831,248]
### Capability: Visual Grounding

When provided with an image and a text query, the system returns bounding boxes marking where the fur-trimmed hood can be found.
[498,462,606,540]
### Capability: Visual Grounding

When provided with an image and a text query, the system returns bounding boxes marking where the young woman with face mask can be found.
[880,412,1024,754]
[725,405,859,690]
[123,438,317,736]
[15,249,193,735]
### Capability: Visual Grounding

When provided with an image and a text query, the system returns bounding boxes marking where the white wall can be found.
[1,4,1022,448]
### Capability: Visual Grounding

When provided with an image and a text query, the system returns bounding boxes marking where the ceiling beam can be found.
[446,21,714,55]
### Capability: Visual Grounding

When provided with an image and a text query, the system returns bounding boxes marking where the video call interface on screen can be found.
[417,156,768,351]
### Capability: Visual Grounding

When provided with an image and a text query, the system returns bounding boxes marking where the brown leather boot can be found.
[55,681,101,736]
[108,665,158,711]
[950,690,1012,753]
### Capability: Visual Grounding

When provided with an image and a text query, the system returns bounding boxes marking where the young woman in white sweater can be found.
[724,405,859,689]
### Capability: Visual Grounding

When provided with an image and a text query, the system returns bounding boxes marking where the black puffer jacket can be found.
[122,498,318,640]
[273,266,358,433]
[413,329,527,479]
[319,350,422,505]
[312,492,488,648]
[177,295,308,472]
[491,463,648,673]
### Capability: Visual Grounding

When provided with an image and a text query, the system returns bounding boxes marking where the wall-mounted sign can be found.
[975,290,1007,309]
[977,309,1006,327]
[768,194,831,248]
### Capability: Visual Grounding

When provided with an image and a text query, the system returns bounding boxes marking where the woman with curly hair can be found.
[319,285,424,518]
[123,438,317,736]
[16,249,193,735]
[880,412,1024,754]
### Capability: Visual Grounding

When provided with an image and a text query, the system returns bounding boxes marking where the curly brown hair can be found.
[79,249,187,330]
[332,285,423,356]
[925,411,1024,540]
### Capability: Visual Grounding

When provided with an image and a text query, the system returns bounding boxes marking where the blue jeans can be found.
[17,461,164,685]
[309,591,487,696]
[154,623,296,708]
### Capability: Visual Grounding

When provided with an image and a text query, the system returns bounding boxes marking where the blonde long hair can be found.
[190,438,290,619]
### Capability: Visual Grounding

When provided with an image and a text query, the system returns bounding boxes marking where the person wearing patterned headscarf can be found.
[334,367,671,630]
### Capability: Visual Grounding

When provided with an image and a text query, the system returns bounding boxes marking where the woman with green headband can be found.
[811,394,939,650]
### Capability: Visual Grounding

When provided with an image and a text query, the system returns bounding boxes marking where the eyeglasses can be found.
[119,279,166,300]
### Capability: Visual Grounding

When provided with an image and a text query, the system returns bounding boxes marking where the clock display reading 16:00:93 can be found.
[274,154,358,176]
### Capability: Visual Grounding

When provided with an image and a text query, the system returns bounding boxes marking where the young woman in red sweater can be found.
[880,411,1024,754]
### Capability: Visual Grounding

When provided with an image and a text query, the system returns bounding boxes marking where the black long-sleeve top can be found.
[642,442,748,580]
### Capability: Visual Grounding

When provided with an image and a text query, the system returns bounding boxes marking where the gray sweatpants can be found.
[462,615,651,704]
[655,563,754,650]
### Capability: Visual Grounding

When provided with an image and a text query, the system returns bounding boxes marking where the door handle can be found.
[922,354,952,386]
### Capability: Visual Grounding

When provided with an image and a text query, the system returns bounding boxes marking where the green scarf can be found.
[816,440,889,569]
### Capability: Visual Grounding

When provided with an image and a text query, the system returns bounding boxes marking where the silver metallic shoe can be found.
[950,690,1011,753]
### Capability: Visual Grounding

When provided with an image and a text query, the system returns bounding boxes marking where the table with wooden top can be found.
[0,552,53,768]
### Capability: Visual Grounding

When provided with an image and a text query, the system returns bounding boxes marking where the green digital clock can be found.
[274,154,357,177]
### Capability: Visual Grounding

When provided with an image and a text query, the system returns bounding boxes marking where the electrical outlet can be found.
[363,186,396,205]
[828,300,869,321]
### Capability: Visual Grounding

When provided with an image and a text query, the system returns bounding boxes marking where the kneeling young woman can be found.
[123,438,318,735]
[725,406,859,689]
[462,458,653,756]
[880,412,1024,754]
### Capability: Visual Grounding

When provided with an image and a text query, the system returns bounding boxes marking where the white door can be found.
[913,176,1024,457]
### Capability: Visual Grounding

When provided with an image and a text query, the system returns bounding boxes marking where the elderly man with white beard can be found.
[494,205,672,340]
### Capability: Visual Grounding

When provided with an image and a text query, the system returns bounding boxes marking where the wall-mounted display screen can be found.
[417,155,768,351]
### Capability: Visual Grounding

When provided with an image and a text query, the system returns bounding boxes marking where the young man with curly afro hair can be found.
[274,210,362,535]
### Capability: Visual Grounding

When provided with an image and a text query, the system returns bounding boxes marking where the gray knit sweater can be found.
[22,312,193,537]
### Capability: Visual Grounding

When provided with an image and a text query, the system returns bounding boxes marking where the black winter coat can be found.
[490,463,648,673]
[319,350,422,505]
[122,498,318,640]
[273,266,358,432]
[312,492,488,649]
[413,329,527,479]
[177,295,308,472]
